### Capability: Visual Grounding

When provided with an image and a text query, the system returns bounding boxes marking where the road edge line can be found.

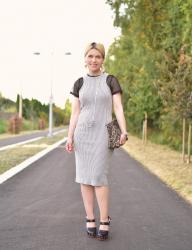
[0,137,43,152]
[0,137,67,185]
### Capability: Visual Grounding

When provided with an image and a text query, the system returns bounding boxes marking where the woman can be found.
[65,42,128,240]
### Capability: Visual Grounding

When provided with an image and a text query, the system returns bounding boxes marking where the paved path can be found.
[0,145,192,250]
[0,127,66,148]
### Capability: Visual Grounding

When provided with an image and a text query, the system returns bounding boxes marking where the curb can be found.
[0,137,67,185]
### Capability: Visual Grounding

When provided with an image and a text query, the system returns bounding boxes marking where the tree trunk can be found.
[145,112,147,145]
[142,112,147,145]
[182,118,186,163]
[187,123,191,164]
[142,120,145,144]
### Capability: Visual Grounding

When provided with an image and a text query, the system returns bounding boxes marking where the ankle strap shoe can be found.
[97,216,111,241]
[86,218,97,238]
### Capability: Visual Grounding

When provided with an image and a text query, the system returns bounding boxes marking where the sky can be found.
[0,0,120,108]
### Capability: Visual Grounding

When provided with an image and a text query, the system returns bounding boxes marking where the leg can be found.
[95,186,110,231]
[80,184,96,228]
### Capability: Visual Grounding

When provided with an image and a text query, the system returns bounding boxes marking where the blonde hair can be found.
[84,42,105,59]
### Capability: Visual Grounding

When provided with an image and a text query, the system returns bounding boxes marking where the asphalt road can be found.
[0,145,192,250]
[0,127,66,148]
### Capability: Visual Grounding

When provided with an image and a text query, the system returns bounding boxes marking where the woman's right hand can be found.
[65,137,74,153]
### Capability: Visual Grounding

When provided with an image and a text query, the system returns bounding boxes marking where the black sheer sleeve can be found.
[106,75,123,95]
[70,77,84,97]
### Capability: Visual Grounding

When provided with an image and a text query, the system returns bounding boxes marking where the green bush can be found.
[0,119,8,134]
[22,118,40,131]
[148,130,182,151]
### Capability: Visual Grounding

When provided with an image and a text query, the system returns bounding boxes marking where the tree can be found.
[63,99,71,125]
[156,47,192,161]
[105,0,192,153]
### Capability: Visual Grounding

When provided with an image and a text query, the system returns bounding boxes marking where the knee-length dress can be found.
[70,72,122,186]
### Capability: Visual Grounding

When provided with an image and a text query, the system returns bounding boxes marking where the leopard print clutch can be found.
[106,119,122,150]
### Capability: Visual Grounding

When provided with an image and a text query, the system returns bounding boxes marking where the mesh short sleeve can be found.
[106,75,123,95]
[70,77,84,98]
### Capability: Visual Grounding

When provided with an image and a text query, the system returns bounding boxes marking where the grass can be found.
[0,147,43,174]
[0,120,8,134]
[0,132,67,175]
[123,135,192,205]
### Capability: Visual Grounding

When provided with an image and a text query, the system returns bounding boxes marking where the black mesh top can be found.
[70,74,122,98]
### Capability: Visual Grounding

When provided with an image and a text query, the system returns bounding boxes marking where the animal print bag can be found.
[106,119,128,150]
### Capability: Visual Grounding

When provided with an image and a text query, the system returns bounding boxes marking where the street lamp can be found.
[47,89,53,137]
[34,52,40,55]
[18,84,22,119]
[33,50,72,137]
[47,50,54,137]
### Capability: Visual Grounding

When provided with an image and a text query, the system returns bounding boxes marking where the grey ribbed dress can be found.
[70,72,122,186]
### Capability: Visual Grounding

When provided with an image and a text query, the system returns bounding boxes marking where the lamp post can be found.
[18,88,22,118]
[47,50,54,137]
[48,89,53,137]
[34,51,71,137]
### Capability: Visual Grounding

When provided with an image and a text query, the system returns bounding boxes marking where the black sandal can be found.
[86,218,97,238]
[97,216,111,241]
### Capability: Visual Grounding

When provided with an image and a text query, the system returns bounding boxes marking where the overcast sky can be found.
[0,0,120,108]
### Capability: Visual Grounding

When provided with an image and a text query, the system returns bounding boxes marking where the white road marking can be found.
[0,137,43,151]
[0,137,67,184]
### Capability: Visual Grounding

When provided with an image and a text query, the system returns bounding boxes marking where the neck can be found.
[88,70,102,76]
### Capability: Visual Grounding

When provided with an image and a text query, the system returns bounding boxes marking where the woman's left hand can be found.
[119,133,128,145]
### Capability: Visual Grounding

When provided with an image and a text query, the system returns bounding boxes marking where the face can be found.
[85,48,104,74]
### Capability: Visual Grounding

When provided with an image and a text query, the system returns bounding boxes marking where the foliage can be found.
[105,0,192,149]
[0,92,15,111]
[0,119,8,134]
[63,99,72,125]
[0,93,65,133]
[16,95,49,121]
[53,105,65,126]
[156,51,192,121]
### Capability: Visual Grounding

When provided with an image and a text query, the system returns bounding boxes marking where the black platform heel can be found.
[97,216,111,241]
[86,218,97,238]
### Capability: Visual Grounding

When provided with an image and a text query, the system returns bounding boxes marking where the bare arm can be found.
[65,96,80,153]
[113,93,128,144]
[67,96,80,140]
